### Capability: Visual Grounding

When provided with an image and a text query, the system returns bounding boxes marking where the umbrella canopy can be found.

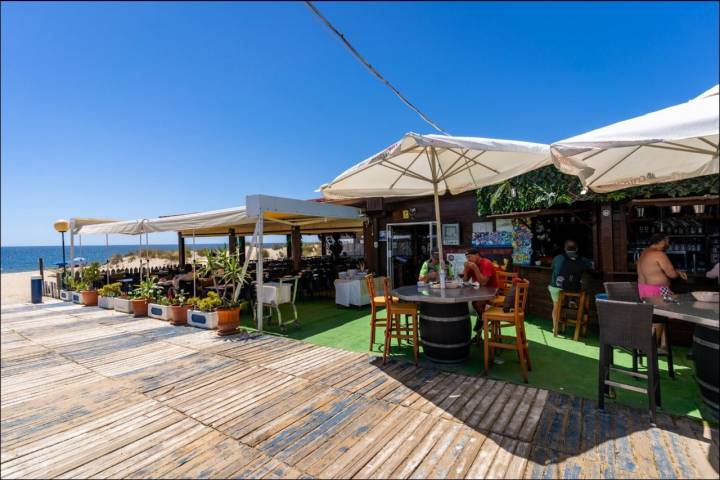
[320,132,550,282]
[320,133,551,200]
[551,85,719,193]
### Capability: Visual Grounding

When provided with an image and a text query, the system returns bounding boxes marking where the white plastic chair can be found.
[253,275,300,331]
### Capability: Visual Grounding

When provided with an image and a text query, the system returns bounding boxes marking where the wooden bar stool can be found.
[556,291,589,341]
[366,274,398,351]
[382,277,419,365]
[483,281,531,382]
[491,271,519,307]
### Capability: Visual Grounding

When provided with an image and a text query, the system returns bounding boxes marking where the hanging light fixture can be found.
[693,204,705,214]
[670,205,682,214]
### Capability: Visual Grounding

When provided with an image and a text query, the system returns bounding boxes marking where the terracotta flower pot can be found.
[81,290,98,306]
[216,307,241,336]
[131,298,149,317]
[169,305,190,325]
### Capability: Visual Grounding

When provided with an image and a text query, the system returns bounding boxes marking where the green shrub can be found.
[197,291,222,312]
[98,282,122,298]
[131,277,162,301]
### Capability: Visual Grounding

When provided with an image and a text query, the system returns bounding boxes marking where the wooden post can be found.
[286,234,292,260]
[363,218,376,273]
[598,203,614,277]
[178,233,186,266]
[228,228,236,256]
[238,236,246,263]
[291,226,302,272]
[320,234,327,256]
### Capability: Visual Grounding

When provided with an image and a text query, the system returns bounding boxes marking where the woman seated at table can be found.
[418,249,454,282]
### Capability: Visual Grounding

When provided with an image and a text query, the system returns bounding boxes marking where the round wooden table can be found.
[393,284,497,364]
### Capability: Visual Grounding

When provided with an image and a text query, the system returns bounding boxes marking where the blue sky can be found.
[2,1,718,246]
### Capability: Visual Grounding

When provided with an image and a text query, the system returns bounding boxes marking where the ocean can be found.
[1,244,219,273]
[0,243,294,273]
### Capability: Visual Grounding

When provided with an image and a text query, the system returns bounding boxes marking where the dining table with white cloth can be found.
[334,275,385,307]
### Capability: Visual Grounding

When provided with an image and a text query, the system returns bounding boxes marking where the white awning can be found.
[76,219,146,236]
[75,195,364,237]
[143,206,249,234]
[69,218,120,234]
[551,85,719,192]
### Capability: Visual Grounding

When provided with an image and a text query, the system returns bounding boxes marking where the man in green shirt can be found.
[418,249,454,282]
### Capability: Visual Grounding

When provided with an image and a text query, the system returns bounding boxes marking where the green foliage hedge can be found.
[476,167,718,216]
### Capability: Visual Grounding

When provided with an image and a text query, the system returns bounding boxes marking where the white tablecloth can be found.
[260,282,292,305]
[334,276,385,307]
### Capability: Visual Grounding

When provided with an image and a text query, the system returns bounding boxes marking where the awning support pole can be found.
[256,216,264,333]
[106,234,110,284]
[192,230,196,297]
[70,220,75,277]
[139,233,143,281]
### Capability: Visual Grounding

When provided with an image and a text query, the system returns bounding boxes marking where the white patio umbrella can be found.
[551,85,719,193]
[319,132,550,280]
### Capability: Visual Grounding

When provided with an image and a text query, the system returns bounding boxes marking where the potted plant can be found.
[169,290,192,325]
[148,295,172,321]
[187,291,222,329]
[80,262,101,306]
[215,250,250,336]
[60,274,78,302]
[114,291,134,314]
[98,282,122,309]
[130,277,162,318]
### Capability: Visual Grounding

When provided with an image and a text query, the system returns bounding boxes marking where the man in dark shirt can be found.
[548,239,593,332]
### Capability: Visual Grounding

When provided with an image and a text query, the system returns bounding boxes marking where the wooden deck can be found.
[1,300,718,479]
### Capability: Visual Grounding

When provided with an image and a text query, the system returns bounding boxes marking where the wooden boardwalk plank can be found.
[1,301,716,480]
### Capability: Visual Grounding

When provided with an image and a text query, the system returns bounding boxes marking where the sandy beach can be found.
[1,271,40,305]
[0,245,300,306]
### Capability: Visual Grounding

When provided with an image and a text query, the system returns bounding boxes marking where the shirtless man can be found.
[637,233,687,349]
[637,233,687,298]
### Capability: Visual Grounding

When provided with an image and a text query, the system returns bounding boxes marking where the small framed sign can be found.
[378,229,387,242]
[442,223,460,245]
[473,221,494,234]
[496,219,514,232]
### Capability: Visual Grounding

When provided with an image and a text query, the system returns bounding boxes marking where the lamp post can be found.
[53,219,70,287]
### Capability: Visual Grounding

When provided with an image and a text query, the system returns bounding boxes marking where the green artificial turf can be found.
[242,298,712,423]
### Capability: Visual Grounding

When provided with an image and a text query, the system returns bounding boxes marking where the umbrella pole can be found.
[430,147,446,288]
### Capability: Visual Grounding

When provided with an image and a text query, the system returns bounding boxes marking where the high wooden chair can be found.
[491,271,519,307]
[483,281,531,382]
[382,277,419,365]
[366,274,398,351]
[556,291,589,341]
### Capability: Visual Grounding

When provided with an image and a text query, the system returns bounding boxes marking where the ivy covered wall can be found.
[476,167,719,216]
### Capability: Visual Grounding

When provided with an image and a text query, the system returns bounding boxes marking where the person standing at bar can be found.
[637,233,688,298]
[548,239,593,330]
[637,233,688,349]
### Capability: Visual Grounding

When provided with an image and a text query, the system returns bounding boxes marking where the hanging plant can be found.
[477,167,718,216]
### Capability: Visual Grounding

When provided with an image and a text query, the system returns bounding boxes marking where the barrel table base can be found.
[419,302,472,364]
[693,325,719,422]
